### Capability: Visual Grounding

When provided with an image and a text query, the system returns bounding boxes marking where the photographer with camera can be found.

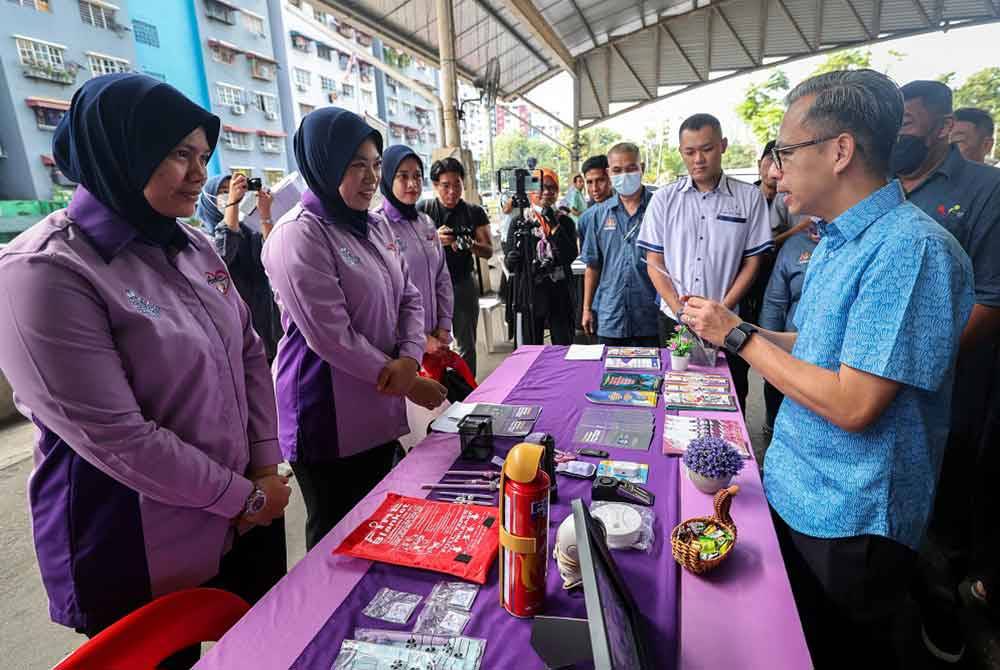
[418,158,493,377]
[197,172,283,362]
[504,167,578,346]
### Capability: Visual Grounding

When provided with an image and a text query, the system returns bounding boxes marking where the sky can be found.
[521,22,1000,149]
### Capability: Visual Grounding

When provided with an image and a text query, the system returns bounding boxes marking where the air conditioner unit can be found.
[297,83,308,92]
[231,103,245,115]
[265,111,278,121]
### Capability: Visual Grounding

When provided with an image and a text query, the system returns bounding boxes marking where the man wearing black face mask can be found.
[896,80,1000,664]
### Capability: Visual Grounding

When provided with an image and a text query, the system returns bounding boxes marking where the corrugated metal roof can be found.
[318,0,1000,125]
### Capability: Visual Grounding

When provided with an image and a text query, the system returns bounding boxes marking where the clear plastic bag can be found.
[361,587,423,624]
[590,500,656,552]
[413,602,472,636]
[427,581,480,611]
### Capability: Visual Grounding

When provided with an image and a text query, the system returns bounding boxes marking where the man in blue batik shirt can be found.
[681,70,974,668]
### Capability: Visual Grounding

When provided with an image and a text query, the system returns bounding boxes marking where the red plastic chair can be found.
[53,588,250,670]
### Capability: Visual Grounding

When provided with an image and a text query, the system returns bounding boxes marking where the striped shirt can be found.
[637,174,772,318]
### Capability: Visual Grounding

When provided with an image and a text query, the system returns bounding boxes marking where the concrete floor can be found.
[0,347,996,669]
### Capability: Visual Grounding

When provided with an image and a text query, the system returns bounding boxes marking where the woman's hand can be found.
[227,174,248,207]
[258,187,274,239]
[376,357,419,395]
[237,473,291,527]
[407,376,447,410]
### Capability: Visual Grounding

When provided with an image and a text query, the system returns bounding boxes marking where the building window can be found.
[210,42,238,64]
[205,0,236,24]
[87,53,130,77]
[264,169,285,186]
[294,68,311,88]
[11,0,51,12]
[254,92,278,116]
[16,37,65,70]
[79,1,116,30]
[291,33,310,52]
[313,7,326,22]
[243,11,265,36]
[299,103,315,117]
[316,43,332,61]
[320,76,335,92]
[341,83,354,98]
[230,166,253,177]
[133,20,159,47]
[216,83,244,107]
[361,89,374,106]
[385,77,398,95]
[338,53,350,70]
[287,0,301,7]
[223,130,251,151]
[33,106,65,130]
[387,97,398,115]
[249,57,275,81]
[259,135,283,153]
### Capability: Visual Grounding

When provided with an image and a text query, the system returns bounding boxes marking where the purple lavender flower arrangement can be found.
[683,436,745,480]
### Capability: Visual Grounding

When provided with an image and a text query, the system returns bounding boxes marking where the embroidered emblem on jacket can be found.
[125,289,160,317]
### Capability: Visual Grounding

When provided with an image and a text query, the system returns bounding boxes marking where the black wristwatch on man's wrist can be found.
[724,322,758,354]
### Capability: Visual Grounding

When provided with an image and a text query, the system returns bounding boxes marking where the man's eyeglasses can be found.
[771,136,839,171]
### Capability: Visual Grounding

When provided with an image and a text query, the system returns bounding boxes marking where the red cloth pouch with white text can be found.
[333,494,499,584]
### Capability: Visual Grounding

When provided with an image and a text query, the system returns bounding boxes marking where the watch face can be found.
[726,328,747,353]
[247,489,266,515]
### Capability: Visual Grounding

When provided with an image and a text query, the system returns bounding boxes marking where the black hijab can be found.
[293,107,383,236]
[379,144,422,220]
[53,73,220,250]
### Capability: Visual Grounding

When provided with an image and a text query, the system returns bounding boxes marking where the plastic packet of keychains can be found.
[413,602,471,636]
[331,639,437,670]
[427,581,480,611]
[353,629,487,670]
[590,500,657,552]
[361,587,423,624]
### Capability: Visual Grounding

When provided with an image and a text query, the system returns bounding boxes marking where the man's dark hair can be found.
[954,107,995,137]
[430,157,465,182]
[760,140,776,163]
[900,80,953,118]
[581,155,608,173]
[786,69,903,177]
[679,113,723,140]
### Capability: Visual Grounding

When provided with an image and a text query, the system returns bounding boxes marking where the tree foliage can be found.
[735,49,882,145]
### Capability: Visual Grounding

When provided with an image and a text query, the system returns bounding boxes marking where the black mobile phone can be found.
[247,177,262,191]
[578,447,609,458]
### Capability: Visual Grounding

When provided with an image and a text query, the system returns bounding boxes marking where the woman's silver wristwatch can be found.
[243,486,267,516]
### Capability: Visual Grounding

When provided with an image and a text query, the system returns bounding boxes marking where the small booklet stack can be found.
[604,346,661,372]
[661,371,738,411]
[573,407,655,451]
[662,415,751,457]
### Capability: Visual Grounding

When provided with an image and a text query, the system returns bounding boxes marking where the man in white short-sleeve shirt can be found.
[637,113,772,411]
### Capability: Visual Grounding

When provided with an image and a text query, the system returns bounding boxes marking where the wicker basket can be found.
[670,485,739,575]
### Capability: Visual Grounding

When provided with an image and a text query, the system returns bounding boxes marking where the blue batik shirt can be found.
[763,181,974,550]
[579,188,660,338]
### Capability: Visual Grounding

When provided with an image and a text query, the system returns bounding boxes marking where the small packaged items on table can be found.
[361,587,423,624]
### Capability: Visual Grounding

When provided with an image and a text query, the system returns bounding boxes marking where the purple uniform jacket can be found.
[374,199,453,338]
[0,187,281,631]
[262,190,425,462]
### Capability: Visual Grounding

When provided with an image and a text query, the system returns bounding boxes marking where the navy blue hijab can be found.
[294,107,382,235]
[196,174,230,234]
[379,145,422,220]
[53,73,220,249]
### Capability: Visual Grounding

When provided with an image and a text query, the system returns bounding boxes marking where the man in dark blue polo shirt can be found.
[896,79,1000,663]
[580,143,659,346]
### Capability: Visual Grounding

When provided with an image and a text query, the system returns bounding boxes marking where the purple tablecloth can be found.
[196,346,811,669]
[289,345,679,669]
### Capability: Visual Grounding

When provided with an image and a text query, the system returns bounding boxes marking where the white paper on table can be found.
[429,402,477,434]
[242,171,305,233]
[564,344,606,361]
